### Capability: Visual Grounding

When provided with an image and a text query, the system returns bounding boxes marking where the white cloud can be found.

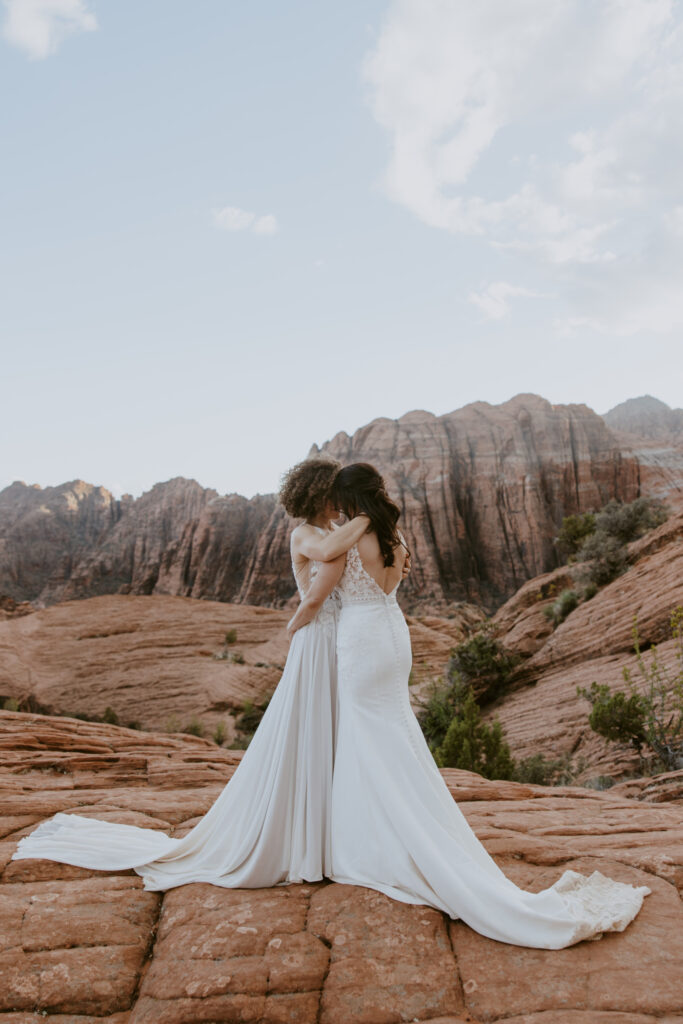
[469,281,544,321]
[364,0,683,333]
[212,206,278,236]
[252,214,278,235]
[2,0,97,59]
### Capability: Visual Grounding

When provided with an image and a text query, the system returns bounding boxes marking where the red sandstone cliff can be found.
[2,393,682,614]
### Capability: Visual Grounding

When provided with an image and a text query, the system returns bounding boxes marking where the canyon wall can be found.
[2,393,681,614]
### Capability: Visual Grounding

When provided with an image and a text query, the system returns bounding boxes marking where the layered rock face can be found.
[308,393,643,610]
[0,592,480,738]
[2,393,682,614]
[603,394,683,441]
[602,396,683,515]
[1,710,682,1022]
[485,508,683,779]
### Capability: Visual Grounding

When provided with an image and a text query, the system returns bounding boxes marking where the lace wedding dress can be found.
[12,526,339,890]
[327,540,652,949]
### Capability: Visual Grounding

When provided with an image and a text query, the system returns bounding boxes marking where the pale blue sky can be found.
[2,0,682,499]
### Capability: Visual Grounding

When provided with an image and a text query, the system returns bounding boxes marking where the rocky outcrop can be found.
[603,394,683,441]
[314,394,643,610]
[0,593,481,739]
[601,396,683,516]
[1,710,682,1022]
[3,393,683,615]
[0,479,119,604]
[484,508,683,779]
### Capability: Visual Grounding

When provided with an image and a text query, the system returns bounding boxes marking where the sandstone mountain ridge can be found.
[2,392,682,614]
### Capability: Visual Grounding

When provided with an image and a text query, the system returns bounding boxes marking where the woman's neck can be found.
[307,514,331,530]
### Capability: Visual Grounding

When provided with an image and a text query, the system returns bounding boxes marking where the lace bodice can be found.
[336,542,402,606]
[291,525,340,631]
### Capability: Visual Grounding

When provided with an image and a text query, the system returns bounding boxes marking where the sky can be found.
[2,0,682,500]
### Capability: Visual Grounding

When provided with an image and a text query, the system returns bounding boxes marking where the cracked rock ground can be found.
[1,711,682,1024]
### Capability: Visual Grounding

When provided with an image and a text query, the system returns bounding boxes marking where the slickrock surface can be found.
[5,394,683,615]
[485,509,683,779]
[1,712,682,1023]
[0,594,477,737]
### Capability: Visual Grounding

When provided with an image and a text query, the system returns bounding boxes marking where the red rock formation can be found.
[485,509,683,780]
[0,592,482,739]
[2,393,682,615]
[1,710,682,1021]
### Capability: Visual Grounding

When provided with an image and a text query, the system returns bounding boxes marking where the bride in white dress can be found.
[295,461,652,950]
[11,456,369,890]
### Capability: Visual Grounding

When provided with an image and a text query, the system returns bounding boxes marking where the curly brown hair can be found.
[278,456,342,521]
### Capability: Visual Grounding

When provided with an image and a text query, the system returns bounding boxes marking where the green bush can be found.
[225,629,238,645]
[448,624,519,704]
[213,721,228,746]
[235,696,271,736]
[434,684,516,780]
[593,496,668,546]
[230,651,246,665]
[558,497,668,588]
[575,531,628,586]
[2,697,19,712]
[554,512,596,561]
[102,706,119,725]
[577,606,683,773]
[543,588,580,626]
[182,715,205,737]
[575,681,647,752]
[416,677,464,751]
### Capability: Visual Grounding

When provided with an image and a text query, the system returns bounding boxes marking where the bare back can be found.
[355,529,407,596]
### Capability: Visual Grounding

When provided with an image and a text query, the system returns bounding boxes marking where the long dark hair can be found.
[331,462,405,567]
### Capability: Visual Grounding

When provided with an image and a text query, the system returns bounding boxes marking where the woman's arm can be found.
[294,514,369,562]
[286,554,346,639]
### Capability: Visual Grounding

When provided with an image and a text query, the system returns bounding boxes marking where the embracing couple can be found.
[13,458,651,949]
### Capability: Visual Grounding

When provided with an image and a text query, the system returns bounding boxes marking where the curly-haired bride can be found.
[11,456,372,889]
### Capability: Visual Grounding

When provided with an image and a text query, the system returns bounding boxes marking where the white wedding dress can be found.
[12,527,340,889]
[326,540,652,949]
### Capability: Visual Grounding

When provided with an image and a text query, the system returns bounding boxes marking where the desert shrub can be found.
[235,696,271,737]
[213,721,228,746]
[416,672,469,751]
[126,720,142,730]
[434,684,516,780]
[511,751,589,786]
[182,715,205,737]
[228,736,250,750]
[543,588,580,627]
[230,651,246,665]
[582,581,598,600]
[2,697,19,711]
[225,629,237,645]
[448,623,519,704]
[593,496,668,546]
[554,512,596,561]
[575,681,647,751]
[575,532,628,586]
[573,497,668,587]
[102,706,119,725]
[577,606,683,772]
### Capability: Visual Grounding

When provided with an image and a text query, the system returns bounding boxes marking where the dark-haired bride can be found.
[11,456,373,889]
[293,460,651,949]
